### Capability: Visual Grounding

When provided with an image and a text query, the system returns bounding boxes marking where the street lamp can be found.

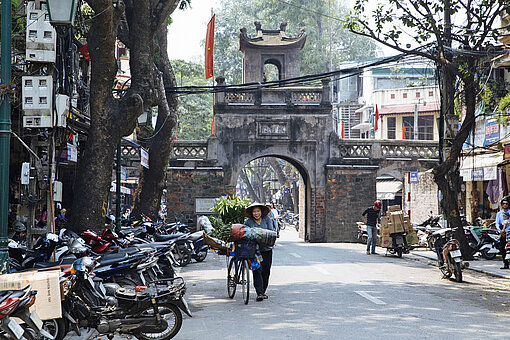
[46,0,78,25]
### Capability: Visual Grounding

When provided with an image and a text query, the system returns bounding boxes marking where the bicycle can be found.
[226,241,257,305]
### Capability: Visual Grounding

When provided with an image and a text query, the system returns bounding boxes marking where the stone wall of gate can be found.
[164,164,227,224]
[325,166,378,242]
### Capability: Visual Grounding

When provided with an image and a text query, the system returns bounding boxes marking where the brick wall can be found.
[325,167,377,242]
[165,168,227,224]
[404,170,439,224]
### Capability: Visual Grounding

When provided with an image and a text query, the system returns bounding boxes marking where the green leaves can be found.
[211,195,251,225]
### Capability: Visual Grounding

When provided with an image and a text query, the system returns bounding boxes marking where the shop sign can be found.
[472,168,484,181]
[67,144,77,162]
[461,167,497,181]
[121,168,128,182]
[141,148,149,169]
[484,114,500,146]
[504,144,510,160]
[195,198,216,213]
[409,171,418,184]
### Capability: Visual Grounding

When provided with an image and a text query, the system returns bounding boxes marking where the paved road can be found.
[174,229,510,340]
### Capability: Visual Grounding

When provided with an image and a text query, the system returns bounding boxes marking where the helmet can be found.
[71,257,95,275]
[12,221,26,233]
[374,200,382,208]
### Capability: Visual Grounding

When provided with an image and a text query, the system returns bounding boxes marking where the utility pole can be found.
[413,103,418,140]
[0,0,12,273]
[116,142,121,229]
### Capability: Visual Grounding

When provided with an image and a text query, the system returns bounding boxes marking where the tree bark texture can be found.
[433,58,477,260]
[132,25,178,220]
[70,0,179,231]
[240,169,260,202]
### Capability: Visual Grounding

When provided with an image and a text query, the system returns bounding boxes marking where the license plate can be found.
[450,250,461,258]
[7,318,25,339]
[505,254,510,260]
[29,311,43,331]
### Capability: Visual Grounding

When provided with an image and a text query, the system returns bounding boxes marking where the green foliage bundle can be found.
[208,195,251,242]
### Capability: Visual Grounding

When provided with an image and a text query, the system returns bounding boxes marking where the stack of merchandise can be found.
[229,224,277,248]
[379,206,418,248]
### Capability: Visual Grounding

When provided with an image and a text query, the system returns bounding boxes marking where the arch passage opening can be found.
[236,156,307,239]
[263,59,282,82]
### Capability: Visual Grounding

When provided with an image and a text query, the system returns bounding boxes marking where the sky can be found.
[167,0,222,62]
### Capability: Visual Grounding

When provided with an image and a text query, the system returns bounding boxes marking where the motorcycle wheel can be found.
[396,248,403,258]
[481,247,497,260]
[453,260,463,283]
[22,318,68,340]
[173,242,192,267]
[135,303,182,340]
[195,249,208,262]
[362,235,368,244]
[439,260,451,278]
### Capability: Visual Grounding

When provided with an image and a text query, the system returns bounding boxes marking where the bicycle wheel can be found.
[227,257,237,298]
[241,259,250,305]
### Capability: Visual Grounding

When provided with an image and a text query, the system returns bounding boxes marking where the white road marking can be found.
[355,291,386,305]
[289,252,302,258]
[314,266,330,275]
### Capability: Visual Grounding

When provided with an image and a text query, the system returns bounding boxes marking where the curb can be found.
[410,252,510,280]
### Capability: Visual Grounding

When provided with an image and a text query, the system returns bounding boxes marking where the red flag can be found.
[374,105,379,131]
[174,130,177,141]
[402,124,406,140]
[205,15,215,79]
[211,120,214,135]
[341,122,345,139]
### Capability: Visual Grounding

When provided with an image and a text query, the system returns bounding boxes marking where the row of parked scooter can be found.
[2,215,215,339]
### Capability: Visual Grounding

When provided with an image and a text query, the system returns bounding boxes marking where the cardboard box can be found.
[406,232,419,245]
[380,216,390,227]
[381,236,392,248]
[380,224,390,237]
[390,212,405,233]
[0,268,61,320]
[388,205,401,212]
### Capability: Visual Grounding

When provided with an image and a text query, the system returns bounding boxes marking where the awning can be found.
[351,122,371,132]
[379,102,440,116]
[377,180,403,200]
[460,152,502,181]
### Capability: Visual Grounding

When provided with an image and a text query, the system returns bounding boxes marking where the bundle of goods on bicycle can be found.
[203,231,232,252]
[230,224,277,248]
[380,206,419,248]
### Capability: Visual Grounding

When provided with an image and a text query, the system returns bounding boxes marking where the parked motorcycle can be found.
[56,257,191,340]
[428,228,468,282]
[478,228,502,260]
[356,222,368,243]
[0,285,54,340]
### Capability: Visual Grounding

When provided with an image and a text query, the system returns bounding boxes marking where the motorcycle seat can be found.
[155,233,183,242]
[188,231,203,241]
[98,253,130,266]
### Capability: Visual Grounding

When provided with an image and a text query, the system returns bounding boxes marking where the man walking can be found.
[362,200,382,255]
[495,198,510,269]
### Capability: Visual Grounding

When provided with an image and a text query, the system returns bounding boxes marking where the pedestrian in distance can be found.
[266,203,280,237]
[495,198,510,269]
[362,200,382,255]
[244,202,275,302]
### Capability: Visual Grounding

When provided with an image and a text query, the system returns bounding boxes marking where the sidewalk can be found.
[409,248,510,280]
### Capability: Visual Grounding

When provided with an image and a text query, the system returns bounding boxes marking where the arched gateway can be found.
[163,23,438,242]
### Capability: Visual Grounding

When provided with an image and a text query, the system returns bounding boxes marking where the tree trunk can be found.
[69,2,122,232]
[433,59,476,260]
[132,25,178,220]
[240,169,260,202]
[268,157,295,208]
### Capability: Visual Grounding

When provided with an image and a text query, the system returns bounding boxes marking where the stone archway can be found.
[232,154,312,240]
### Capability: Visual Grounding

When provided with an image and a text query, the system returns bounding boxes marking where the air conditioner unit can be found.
[53,181,62,202]
[55,94,69,127]
[26,7,56,63]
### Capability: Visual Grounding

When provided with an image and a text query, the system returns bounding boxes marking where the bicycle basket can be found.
[234,242,257,259]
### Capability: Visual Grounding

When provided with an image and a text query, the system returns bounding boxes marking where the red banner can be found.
[374,105,379,131]
[205,15,215,79]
